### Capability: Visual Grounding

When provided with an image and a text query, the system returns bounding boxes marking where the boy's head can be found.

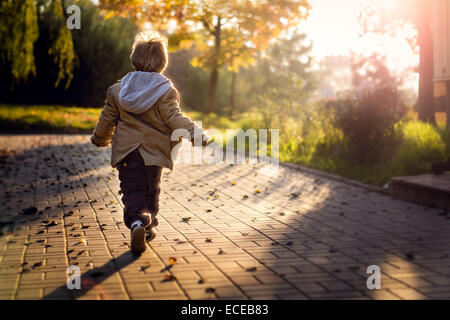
[131,31,168,74]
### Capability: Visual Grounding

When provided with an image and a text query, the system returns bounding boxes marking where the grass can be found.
[0,105,238,134]
[1,104,449,187]
[277,120,450,186]
[0,104,101,133]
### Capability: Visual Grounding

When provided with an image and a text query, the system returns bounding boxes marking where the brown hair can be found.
[131,31,168,73]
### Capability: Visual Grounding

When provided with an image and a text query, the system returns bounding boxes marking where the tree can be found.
[0,0,76,88]
[416,0,435,124]
[350,53,400,90]
[0,0,138,107]
[247,31,317,104]
[357,0,435,124]
[99,0,310,113]
[0,0,38,83]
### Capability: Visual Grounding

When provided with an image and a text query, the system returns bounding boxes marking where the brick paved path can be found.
[1,135,450,300]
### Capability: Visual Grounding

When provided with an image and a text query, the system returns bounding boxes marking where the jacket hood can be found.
[118,71,172,114]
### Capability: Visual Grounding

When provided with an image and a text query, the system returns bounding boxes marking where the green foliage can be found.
[0,0,77,87]
[68,0,137,105]
[327,85,407,164]
[2,103,449,187]
[0,104,100,133]
[0,0,39,82]
[44,0,76,88]
[249,31,317,104]
[1,0,137,106]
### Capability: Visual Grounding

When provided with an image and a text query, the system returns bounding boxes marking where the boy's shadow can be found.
[43,251,140,300]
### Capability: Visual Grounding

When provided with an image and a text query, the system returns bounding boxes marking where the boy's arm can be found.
[158,88,208,145]
[91,86,119,147]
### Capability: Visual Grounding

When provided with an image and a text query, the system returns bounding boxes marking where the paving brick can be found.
[0,135,448,300]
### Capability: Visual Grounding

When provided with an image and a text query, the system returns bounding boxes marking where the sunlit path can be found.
[1,135,449,300]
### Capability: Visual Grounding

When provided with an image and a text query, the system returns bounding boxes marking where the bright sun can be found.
[302,0,419,77]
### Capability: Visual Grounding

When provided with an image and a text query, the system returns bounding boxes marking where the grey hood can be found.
[118,71,172,114]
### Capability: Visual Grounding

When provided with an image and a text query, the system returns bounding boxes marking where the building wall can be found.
[433,0,450,82]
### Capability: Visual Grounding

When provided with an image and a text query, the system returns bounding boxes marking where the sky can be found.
[298,0,420,94]
[301,0,418,72]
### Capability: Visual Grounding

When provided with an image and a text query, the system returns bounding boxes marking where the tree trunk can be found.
[206,17,221,114]
[229,72,237,118]
[417,0,436,124]
[446,82,450,128]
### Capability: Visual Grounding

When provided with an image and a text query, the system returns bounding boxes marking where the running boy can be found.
[91,31,208,254]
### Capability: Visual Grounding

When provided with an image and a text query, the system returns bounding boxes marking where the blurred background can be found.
[0,0,449,186]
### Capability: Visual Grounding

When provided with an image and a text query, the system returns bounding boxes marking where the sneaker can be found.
[145,227,156,242]
[145,218,158,242]
[130,221,146,254]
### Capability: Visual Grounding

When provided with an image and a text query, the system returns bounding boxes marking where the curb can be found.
[233,151,386,194]
[279,161,386,194]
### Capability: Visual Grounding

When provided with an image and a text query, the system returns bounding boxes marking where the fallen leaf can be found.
[290,192,301,199]
[231,182,236,186]
[169,257,177,264]
[406,253,415,260]
[163,274,177,282]
[205,287,216,293]
[21,207,37,215]
[140,264,150,272]
[254,190,261,194]
[242,195,249,200]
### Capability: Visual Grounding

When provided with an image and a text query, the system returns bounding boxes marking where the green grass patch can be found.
[279,120,450,186]
[0,104,101,133]
[2,104,449,187]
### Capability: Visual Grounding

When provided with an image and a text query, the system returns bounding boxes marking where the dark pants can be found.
[117,149,163,230]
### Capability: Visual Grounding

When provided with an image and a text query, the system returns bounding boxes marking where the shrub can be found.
[388,121,447,176]
[327,85,407,164]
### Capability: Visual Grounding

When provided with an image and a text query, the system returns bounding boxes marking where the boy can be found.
[91,31,208,254]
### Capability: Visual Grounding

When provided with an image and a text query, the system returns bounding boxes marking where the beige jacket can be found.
[91,73,204,170]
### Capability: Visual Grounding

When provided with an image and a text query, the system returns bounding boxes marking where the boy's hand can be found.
[205,136,215,147]
[91,134,107,147]
[191,134,212,147]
